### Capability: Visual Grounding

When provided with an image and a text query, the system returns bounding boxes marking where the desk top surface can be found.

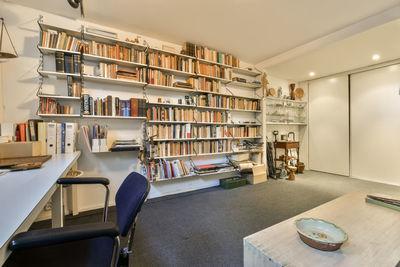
[244,192,400,267]
[0,151,81,248]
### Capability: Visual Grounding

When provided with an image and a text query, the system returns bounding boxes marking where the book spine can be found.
[67,76,73,96]
[61,123,66,153]
[64,54,72,73]
[73,55,81,74]
[82,94,90,115]
[55,52,65,72]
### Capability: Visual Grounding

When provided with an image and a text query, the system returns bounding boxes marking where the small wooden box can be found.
[0,141,42,159]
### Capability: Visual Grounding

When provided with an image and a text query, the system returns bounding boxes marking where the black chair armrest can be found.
[9,222,119,251]
[57,177,110,186]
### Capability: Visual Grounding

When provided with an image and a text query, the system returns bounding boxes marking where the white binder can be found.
[56,123,62,154]
[65,123,76,154]
[46,122,57,155]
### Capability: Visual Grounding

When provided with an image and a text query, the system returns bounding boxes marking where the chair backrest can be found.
[115,172,150,237]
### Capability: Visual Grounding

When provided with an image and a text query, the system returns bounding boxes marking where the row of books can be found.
[40,31,82,52]
[147,124,261,140]
[147,69,173,86]
[67,76,82,97]
[153,140,233,157]
[145,159,193,181]
[183,42,240,67]
[194,62,232,80]
[94,63,146,81]
[7,121,77,155]
[193,93,262,111]
[195,45,240,67]
[187,77,220,92]
[148,53,194,73]
[196,110,229,123]
[55,52,81,73]
[146,107,195,122]
[82,40,146,63]
[39,98,72,114]
[82,95,146,117]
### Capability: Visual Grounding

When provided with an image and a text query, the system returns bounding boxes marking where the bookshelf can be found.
[37,19,265,183]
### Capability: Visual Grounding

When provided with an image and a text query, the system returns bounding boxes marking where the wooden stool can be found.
[288,167,297,181]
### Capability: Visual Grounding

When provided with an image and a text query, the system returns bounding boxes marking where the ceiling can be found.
[265,18,400,81]
[4,0,400,65]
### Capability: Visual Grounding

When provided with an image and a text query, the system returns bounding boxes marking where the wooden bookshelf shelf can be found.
[232,67,261,77]
[195,73,231,83]
[38,113,81,118]
[83,31,147,50]
[38,46,80,55]
[39,70,80,79]
[82,115,146,120]
[145,84,197,93]
[148,47,196,60]
[37,94,81,101]
[83,75,146,87]
[152,149,262,160]
[83,54,147,68]
[148,65,195,77]
[229,81,261,89]
[195,58,232,68]
[153,154,197,160]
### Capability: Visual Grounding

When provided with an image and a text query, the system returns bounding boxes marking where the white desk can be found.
[244,192,400,267]
[0,151,81,264]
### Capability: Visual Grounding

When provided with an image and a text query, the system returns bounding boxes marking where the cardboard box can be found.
[0,141,43,158]
[245,164,267,184]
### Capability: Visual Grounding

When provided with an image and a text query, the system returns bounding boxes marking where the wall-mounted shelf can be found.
[231,109,262,113]
[147,120,195,124]
[148,47,196,60]
[83,54,147,68]
[232,67,261,77]
[151,169,240,183]
[39,70,80,79]
[265,96,307,104]
[83,31,147,50]
[147,102,196,108]
[38,113,81,118]
[38,22,81,38]
[82,115,146,120]
[148,65,195,77]
[145,84,197,93]
[193,90,261,101]
[229,81,261,89]
[82,75,146,87]
[37,94,81,101]
[195,73,231,83]
[38,46,80,55]
[195,58,232,68]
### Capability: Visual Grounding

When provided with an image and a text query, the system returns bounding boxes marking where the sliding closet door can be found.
[350,64,400,185]
[309,75,349,176]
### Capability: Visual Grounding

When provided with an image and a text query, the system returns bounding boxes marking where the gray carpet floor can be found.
[31,171,400,266]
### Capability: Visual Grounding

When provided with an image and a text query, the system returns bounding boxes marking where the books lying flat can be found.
[173,82,194,89]
[110,139,140,152]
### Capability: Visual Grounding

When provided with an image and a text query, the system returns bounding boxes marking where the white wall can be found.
[0,2,260,212]
[308,75,349,176]
[350,64,400,186]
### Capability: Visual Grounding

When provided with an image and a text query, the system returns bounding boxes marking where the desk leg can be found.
[51,184,63,228]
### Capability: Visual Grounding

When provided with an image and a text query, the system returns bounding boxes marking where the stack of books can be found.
[39,98,72,114]
[193,163,235,174]
[146,106,195,122]
[173,82,193,89]
[82,95,146,117]
[82,40,146,63]
[194,62,232,80]
[110,140,140,152]
[147,124,193,139]
[55,52,81,73]
[144,159,193,182]
[196,110,229,123]
[147,69,173,86]
[148,52,194,73]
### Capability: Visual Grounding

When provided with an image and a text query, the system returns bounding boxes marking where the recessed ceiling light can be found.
[372,54,380,61]
[309,72,315,77]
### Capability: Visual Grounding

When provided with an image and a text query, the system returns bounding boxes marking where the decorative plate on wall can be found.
[295,88,304,100]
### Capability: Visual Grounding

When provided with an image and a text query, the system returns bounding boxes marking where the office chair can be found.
[4,172,150,267]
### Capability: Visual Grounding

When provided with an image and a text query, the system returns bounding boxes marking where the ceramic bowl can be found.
[295,218,348,251]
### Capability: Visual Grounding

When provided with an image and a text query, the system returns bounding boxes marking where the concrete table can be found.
[244,192,400,267]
